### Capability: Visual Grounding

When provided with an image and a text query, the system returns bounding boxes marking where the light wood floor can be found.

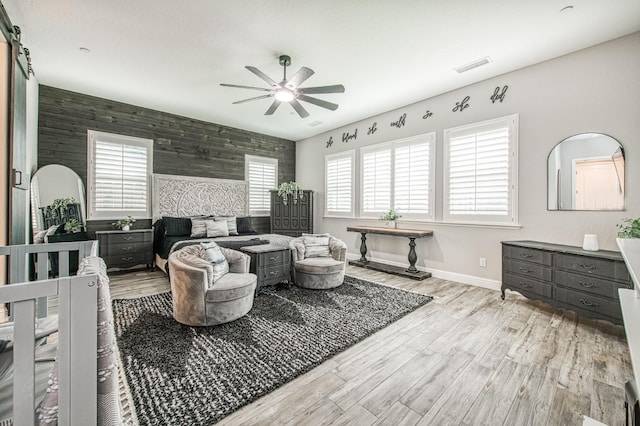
[108,266,633,426]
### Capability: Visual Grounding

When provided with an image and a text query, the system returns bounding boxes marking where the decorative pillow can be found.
[34,229,48,244]
[190,219,212,238]
[44,225,60,243]
[200,242,229,283]
[303,235,330,247]
[214,216,238,235]
[163,216,192,237]
[236,216,256,234]
[206,220,229,237]
[305,245,331,258]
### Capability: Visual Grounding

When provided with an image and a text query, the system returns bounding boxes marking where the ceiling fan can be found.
[220,55,345,118]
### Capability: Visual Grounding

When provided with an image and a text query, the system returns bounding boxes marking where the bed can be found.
[152,174,293,273]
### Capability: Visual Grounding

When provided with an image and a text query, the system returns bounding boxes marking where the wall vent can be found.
[307,120,323,127]
[455,57,491,73]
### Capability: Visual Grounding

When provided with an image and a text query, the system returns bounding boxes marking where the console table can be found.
[346,226,433,280]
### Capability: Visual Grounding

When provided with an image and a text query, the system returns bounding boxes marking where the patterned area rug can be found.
[112,275,432,425]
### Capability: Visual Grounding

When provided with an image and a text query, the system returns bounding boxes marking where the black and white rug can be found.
[112,275,433,425]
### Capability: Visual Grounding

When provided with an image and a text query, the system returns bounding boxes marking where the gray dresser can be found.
[96,229,154,270]
[502,240,632,324]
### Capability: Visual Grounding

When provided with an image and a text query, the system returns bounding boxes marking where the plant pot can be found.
[121,225,130,231]
[381,221,397,229]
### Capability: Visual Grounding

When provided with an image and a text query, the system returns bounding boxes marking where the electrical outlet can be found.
[479,257,487,267]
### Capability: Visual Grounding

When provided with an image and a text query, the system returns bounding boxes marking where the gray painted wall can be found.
[296,32,640,290]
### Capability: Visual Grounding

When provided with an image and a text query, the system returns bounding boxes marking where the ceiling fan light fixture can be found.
[275,89,295,102]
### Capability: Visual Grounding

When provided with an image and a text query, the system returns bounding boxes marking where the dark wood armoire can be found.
[270,189,313,237]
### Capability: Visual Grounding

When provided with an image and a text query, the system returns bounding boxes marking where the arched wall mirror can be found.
[30,164,87,234]
[548,133,625,210]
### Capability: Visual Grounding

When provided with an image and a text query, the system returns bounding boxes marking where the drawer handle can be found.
[578,281,598,289]
[519,252,533,258]
[519,267,533,274]
[579,298,599,308]
[121,247,133,251]
[580,263,596,270]
[519,282,533,289]
[121,256,134,261]
[269,271,280,276]
[122,236,134,241]
[269,256,280,261]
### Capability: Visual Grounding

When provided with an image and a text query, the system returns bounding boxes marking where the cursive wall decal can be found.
[367,122,378,135]
[452,96,470,112]
[491,85,508,103]
[342,129,358,143]
[326,136,334,148]
[390,113,407,128]
[422,110,434,119]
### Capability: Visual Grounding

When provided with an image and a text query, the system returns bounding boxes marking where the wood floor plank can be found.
[106,265,633,426]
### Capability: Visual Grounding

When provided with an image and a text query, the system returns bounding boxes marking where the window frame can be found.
[442,114,519,226]
[325,150,355,217]
[245,154,278,216]
[359,132,436,221]
[87,130,153,220]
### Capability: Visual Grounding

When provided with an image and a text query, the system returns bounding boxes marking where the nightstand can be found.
[240,244,291,294]
[96,229,153,270]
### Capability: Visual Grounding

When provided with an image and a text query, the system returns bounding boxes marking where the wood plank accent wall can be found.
[37,85,296,234]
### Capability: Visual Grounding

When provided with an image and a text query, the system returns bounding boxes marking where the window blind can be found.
[362,148,391,213]
[444,114,518,224]
[326,152,353,215]
[394,142,431,215]
[246,156,277,214]
[88,130,153,219]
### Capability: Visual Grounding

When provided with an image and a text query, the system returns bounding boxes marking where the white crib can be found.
[0,241,98,425]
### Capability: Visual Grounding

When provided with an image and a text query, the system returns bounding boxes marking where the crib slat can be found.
[13,299,36,426]
[58,251,70,277]
[37,252,49,318]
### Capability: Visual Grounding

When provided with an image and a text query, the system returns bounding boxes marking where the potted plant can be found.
[617,218,640,238]
[379,209,402,228]
[63,218,82,233]
[277,181,304,205]
[113,216,136,231]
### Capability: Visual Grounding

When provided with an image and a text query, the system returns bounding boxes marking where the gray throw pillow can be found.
[191,219,213,238]
[214,216,238,235]
[200,242,229,283]
[206,220,229,237]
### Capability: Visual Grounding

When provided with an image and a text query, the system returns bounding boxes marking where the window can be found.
[245,155,278,215]
[325,150,355,217]
[87,130,153,220]
[443,114,518,225]
[360,133,435,220]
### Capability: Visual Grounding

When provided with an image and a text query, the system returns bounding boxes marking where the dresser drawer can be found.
[503,273,553,298]
[104,252,152,268]
[555,270,632,298]
[258,265,290,286]
[101,241,150,257]
[256,250,288,267]
[555,253,630,282]
[555,287,622,320]
[503,259,553,282]
[100,231,151,245]
[504,246,552,265]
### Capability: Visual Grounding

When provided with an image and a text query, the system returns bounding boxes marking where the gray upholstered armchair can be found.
[168,244,257,326]
[289,234,347,289]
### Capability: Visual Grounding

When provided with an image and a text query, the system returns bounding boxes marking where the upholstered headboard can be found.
[152,174,249,221]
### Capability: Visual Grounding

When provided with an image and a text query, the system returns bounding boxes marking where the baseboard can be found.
[347,252,501,292]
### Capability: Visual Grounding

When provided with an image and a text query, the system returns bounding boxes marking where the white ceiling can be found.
[4,1,640,141]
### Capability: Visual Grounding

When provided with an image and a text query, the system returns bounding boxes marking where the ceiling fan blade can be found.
[298,84,345,94]
[265,100,281,115]
[232,94,273,104]
[220,83,272,92]
[298,95,339,111]
[287,67,314,88]
[245,66,278,86]
[290,99,310,118]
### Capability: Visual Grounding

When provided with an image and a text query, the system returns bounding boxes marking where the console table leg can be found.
[406,237,418,273]
[358,232,368,262]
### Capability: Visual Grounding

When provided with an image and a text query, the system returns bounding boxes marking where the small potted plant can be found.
[277,181,304,205]
[113,216,136,231]
[63,218,82,233]
[379,209,402,228]
[617,218,640,238]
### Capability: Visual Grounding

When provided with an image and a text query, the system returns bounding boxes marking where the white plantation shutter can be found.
[444,114,518,224]
[394,135,435,218]
[325,151,354,216]
[245,155,277,215]
[361,146,391,214]
[88,131,153,219]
